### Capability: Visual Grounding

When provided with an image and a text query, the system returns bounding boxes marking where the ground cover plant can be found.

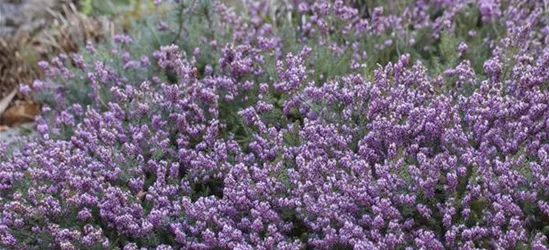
[2,0,549,249]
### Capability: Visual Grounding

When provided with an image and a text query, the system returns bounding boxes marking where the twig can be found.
[172,0,197,44]
[0,88,17,117]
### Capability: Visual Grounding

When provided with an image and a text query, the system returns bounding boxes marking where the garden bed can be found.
[2,0,549,249]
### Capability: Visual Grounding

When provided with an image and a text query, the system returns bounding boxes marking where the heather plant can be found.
[2,0,549,249]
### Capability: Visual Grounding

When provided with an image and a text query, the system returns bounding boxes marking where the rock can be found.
[1,102,41,127]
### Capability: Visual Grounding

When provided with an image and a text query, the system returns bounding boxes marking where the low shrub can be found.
[2,0,549,249]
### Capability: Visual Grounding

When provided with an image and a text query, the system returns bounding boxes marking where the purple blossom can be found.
[2,0,549,249]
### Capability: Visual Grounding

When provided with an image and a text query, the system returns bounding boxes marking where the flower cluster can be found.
[2,0,549,249]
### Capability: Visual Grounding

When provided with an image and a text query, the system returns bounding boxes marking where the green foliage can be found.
[80,0,135,17]
[81,0,93,16]
[5,0,549,248]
